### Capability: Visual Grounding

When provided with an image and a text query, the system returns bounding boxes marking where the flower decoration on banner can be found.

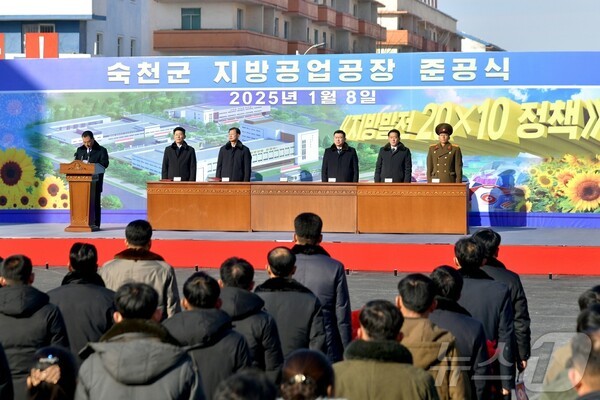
[0,148,36,205]
[527,155,600,213]
[566,173,600,212]
[35,176,69,209]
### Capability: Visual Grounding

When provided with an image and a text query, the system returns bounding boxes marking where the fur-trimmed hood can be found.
[113,248,165,261]
[344,339,413,364]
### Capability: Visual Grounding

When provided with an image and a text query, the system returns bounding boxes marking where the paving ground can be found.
[31,266,594,399]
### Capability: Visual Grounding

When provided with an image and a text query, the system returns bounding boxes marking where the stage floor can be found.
[1,223,598,275]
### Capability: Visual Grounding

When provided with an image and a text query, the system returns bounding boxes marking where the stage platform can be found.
[0,223,598,275]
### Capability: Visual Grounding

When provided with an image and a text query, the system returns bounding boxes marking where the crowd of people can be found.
[0,212,598,400]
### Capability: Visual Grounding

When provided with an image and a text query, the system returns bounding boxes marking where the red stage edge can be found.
[1,238,598,275]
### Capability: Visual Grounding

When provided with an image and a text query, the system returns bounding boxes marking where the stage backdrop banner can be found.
[0,52,599,228]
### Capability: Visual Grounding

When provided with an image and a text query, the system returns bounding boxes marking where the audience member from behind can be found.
[280,349,334,400]
[0,254,69,400]
[291,212,351,363]
[430,266,489,400]
[255,247,326,358]
[397,273,470,400]
[541,303,600,400]
[218,257,283,382]
[47,243,115,365]
[568,329,600,399]
[100,219,180,319]
[214,369,277,400]
[162,272,250,400]
[333,300,438,400]
[472,228,531,374]
[454,237,515,398]
[77,283,204,400]
[27,346,77,400]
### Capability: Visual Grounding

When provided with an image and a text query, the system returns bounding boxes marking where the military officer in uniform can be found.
[426,123,463,183]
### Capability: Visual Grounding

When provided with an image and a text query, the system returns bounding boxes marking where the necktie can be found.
[176,147,181,156]
[337,149,342,155]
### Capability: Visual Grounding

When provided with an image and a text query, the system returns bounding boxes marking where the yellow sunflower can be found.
[562,154,582,167]
[0,148,36,200]
[556,171,574,187]
[536,174,554,188]
[529,167,540,176]
[566,173,600,212]
[41,176,67,199]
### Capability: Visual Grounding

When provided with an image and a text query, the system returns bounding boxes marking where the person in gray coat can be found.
[290,212,351,362]
[76,283,204,400]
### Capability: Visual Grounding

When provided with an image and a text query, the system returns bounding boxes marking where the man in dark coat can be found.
[163,272,251,400]
[254,247,327,358]
[374,128,412,183]
[472,228,531,375]
[73,130,109,228]
[0,255,69,400]
[291,212,351,363]
[455,238,516,398]
[216,127,252,181]
[426,123,462,183]
[321,129,359,182]
[77,282,204,400]
[218,257,283,383]
[430,265,490,400]
[47,243,115,365]
[162,126,197,181]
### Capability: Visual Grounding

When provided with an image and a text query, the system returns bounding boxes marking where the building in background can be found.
[0,0,386,58]
[459,31,505,52]
[377,0,461,53]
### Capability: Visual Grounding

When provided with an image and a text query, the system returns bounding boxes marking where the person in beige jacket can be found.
[333,300,439,400]
[100,219,181,320]
[397,273,471,400]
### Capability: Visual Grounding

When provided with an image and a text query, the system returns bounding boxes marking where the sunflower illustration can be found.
[536,174,553,188]
[556,171,574,187]
[562,154,582,168]
[566,173,600,212]
[0,148,36,201]
[41,176,66,199]
[528,167,540,176]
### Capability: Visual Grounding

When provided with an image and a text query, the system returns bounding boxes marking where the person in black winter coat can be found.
[73,130,109,228]
[47,243,115,366]
[162,126,197,181]
[254,247,327,358]
[218,257,283,383]
[163,272,251,400]
[429,265,490,400]
[0,255,69,400]
[472,228,531,373]
[321,130,359,183]
[454,238,516,398]
[216,127,252,182]
[374,129,412,183]
[291,212,351,363]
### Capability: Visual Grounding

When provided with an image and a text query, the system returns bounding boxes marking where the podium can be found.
[59,161,105,232]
